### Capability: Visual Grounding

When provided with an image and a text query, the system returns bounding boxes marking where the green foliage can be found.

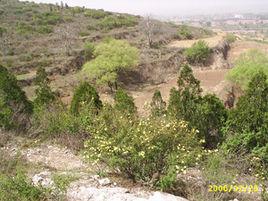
[0,151,48,201]
[177,25,193,40]
[168,65,226,148]
[33,11,62,26]
[114,89,137,114]
[53,174,78,192]
[226,49,268,90]
[168,64,202,121]
[84,9,109,19]
[98,15,138,30]
[203,152,238,185]
[34,67,56,107]
[0,173,46,201]
[0,65,32,131]
[184,40,211,65]
[225,33,237,44]
[196,94,227,148]
[150,90,166,117]
[224,71,268,176]
[83,39,139,91]
[16,22,35,35]
[70,82,102,115]
[84,107,203,187]
[83,42,95,61]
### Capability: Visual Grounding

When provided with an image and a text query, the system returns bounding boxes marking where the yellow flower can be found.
[138,151,145,158]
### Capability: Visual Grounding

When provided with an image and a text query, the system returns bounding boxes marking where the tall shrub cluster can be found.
[0,65,32,131]
[168,64,227,148]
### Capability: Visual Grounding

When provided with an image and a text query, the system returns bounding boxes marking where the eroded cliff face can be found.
[119,40,231,87]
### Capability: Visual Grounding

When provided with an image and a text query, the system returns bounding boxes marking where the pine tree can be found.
[34,67,55,107]
[70,82,102,115]
[150,90,166,117]
[114,89,136,114]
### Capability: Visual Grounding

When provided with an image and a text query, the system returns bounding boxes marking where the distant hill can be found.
[0,0,214,99]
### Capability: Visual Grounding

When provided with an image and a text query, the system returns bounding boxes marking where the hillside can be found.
[0,0,213,100]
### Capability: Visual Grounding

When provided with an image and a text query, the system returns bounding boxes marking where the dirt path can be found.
[168,31,226,49]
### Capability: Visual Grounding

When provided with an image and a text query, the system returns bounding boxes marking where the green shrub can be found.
[196,94,227,148]
[168,65,226,148]
[34,67,56,107]
[84,42,95,61]
[114,89,136,114]
[150,90,166,116]
[225,33,237,44]
[0,65,32,131]
[0,151,48,201]
[177,25,193,40]
[223,71,268,177]
[16,22,35,35]
[184,40,211,65]
[0,172,47,201]
[35,25,53,34]
[33,12,62,26]
[84,107,203,188]
[83,39,139,92]
[226,49,268,90]
[84,9,109,19]
[70,82,102,115]
[53,174,78,192]
[98,15,138,30]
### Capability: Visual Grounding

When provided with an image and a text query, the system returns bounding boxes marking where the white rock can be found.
[67,180,189,201]
[98,178,111,186]
[149,192,188,201]
[32,171,54,188]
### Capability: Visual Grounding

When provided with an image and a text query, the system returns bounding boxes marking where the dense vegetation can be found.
[184,40,211,65]
[0,65,32,131]
[226,49,268,90]
[1,0,268,200]
[83,38,139,92]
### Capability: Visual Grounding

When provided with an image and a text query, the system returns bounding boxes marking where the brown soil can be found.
[129,69,230,116]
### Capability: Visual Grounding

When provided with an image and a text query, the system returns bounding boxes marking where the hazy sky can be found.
[23,0,268,17]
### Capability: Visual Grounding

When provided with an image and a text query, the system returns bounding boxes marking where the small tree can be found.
[224,71,268,169]
[114,89,136,114]
[168,64,202,120]
[184,40,211,65]
[0,65,32,131]
[150,90,166,117]
[197,94,227,148]
[83,39,139,92]
[70,82,102,115]
[178,25,193,40]
[34,67,55,107]
[168,64,226,148]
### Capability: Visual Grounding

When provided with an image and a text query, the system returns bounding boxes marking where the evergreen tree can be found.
[34,67,55,107]
[0,65,32,130]
[150,90,166,117]
[70,82,102,115]
[114,89,136,114]
[168,64,202,121]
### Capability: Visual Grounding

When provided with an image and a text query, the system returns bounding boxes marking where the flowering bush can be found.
[84,107,204,188]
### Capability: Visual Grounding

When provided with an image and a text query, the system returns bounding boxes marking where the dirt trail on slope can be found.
[168,31,226,49]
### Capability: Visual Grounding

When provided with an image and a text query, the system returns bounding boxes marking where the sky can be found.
[22,0,268,17]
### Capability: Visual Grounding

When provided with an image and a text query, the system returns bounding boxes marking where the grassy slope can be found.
[0,0,214,99]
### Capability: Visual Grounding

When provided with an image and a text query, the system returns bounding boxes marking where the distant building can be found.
[234,14,244,19]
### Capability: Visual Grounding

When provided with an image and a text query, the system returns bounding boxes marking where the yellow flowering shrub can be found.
[84,107,204,189]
